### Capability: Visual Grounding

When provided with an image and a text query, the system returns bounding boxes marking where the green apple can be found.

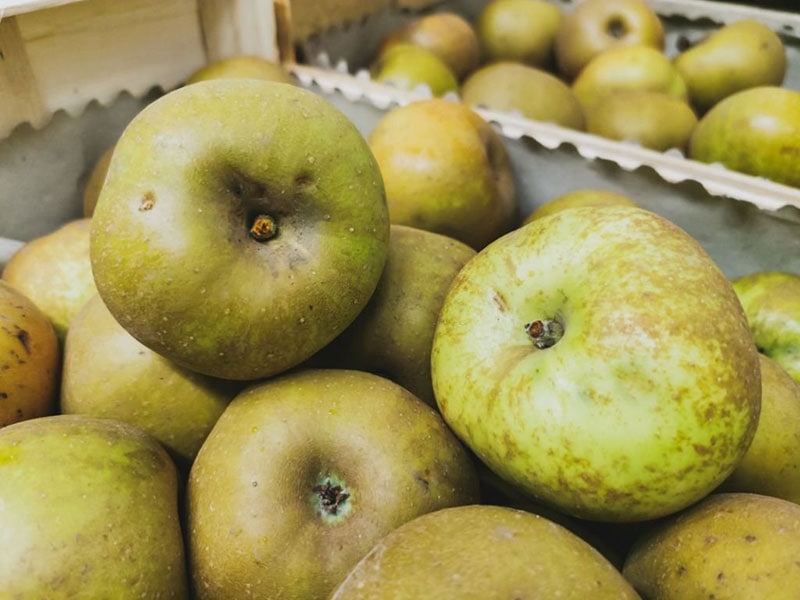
[376,11,481,81]
[330,504,640,599]
[308,224,476,407]
[623,492,800,598]
[185,54,296,85]
[688,86,800,188]
[674,19,787,114]
[367,98,517,250]
[0,281,60,428]
[475,0,563,69]
[572,45,688,113]
[523,188,638,224]
[461,61,586,130]
[719,354,800,503]
[370,42,459,96]
[0,414,188,598]
[732,270,800,383]
[82,144,114,217]
[431,205,761,522]
[555,0,665,81]
[90,79,390,381]
[2,218,97,342]
[60,294,240,474]
[186,368,480,600]
[584,90,699,152]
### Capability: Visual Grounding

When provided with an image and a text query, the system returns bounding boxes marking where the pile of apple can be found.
[366,0,800,189]
[2,54,800,599]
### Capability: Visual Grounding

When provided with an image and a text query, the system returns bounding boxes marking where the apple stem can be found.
[249,214,278,241]
[524,318,564,349]
[313,479,350,515]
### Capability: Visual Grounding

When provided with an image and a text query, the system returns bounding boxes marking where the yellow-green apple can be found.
[688,86,800,188]
[523,188,638,224]
[60,294,240,474]
[307,224,476,407]
[0,414,188,597]
[555,0,665,81]
[431,205,761,522]
[475,0,563,69]
[2,218,97,342]
[623,493,800,598]
[367,98,517,250]
[90,79,390,381]
[185,54,295,85]
[0,281,60,427]
[370,43,459,96]
[186,368,480,600]
[572,45,688,113]
[674,20,787,114]
[330,504,640,599]
[461,61,586,130]
[377,12,481,80]
[732,270,800,383]
[584,90,699,152]
[719,354,800,503]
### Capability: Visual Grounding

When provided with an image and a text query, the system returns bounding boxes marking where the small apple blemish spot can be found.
[139,191,156,211]
[249,214,278,242]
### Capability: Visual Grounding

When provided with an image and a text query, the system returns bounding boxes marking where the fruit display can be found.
[1,0,800,597]
[307,0,799,188]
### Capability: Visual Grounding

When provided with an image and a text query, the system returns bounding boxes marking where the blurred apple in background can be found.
[82,144,114,217]
[432,205,761,522]
[522,188,638,224]
[555,0,665,81]
[367,98,517,250]
[461,61,586,130]
[475,0,563,70]
[184,54,296,85]
[370,42,459,96]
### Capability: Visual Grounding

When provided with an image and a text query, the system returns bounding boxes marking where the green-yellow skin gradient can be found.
[90,79,389,381]
[431,205,761,522]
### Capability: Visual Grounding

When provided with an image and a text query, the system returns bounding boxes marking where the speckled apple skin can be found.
[431,206,761,522]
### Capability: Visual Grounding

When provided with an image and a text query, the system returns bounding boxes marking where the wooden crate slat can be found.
[0,16,46,135]
[198,0,281,63]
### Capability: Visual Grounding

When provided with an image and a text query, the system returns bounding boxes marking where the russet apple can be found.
[523,188,638,224]
[431,205,761,522]
[90,79,390,381]
[370,42,459,97]
[185,54,295,85]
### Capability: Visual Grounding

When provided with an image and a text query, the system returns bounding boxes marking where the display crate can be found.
[0,0,798,281]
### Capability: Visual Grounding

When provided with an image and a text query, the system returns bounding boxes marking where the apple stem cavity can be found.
[249,214,278,242]
[524,318,564,349]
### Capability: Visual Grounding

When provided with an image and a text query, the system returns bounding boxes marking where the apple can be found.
[60,294,240,474]
[0,414,188,597]
[2,217,97,342]
[460,61,586,131]
[376,11,481,80]
[522,188,638,224]
[330,504,640,599]
[370,42,459,97]
[90,79,390,381]
[0,281,60,427]
[431,205,761,522]
[572,45,688,113]
[185,54,296,85]
[307,224,476,407]
[555,0,666,81]
[475,0,563,69]
[82,144,114,217]
[367,98,517,250]
[732,270,800,384]
[186,368,480,600]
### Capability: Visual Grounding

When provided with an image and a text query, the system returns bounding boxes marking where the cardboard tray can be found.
[0,0,798,282]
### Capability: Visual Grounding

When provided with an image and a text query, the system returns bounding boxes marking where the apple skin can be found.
[186,368,480,600]
[431,205,761,522]
[90,79,389,381]
[367,98,517,250]
[555,0,665,81]
[185,55,296,86]
[732,270,800,384]
[523,188,638,224]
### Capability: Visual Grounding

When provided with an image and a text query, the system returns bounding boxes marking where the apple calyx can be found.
[313,476,351,521]
[524,318,564,349]
[249,214,278,242]
[606,16,628,39]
